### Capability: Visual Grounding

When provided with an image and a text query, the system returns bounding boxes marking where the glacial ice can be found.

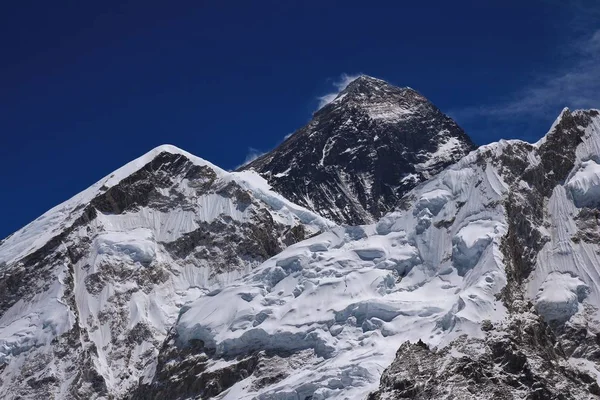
[95,229,157,266]
[535,272,589,322]
[452,220,501,276]
[175,150,512,399]
[566,159,600,208]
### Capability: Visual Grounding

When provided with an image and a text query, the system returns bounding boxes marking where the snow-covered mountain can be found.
[241,75,475,225]
[0,145,332,399]
[2,76,600,400]
[368,108,600,400]
[132,108,600,399]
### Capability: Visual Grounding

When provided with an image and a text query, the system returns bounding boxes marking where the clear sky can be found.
[1,0,599,238]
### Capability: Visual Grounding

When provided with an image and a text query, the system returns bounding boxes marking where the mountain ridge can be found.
[1,76,600,400]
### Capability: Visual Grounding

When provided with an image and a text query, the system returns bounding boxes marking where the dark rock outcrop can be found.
[241,75,475,225]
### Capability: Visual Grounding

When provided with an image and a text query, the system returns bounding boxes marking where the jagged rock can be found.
[241,75,475,225]
[369,313,597,400]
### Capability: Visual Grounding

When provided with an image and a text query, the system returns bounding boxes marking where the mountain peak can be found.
[243,80,475,225]
[344,74,389,87]
[340,74,409,95]
[320,75,427,118]
[535,108,600,148]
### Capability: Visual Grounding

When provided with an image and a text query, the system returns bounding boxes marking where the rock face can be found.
[368,310,600,400]
[241,75,475,225]
[0,145,331,399]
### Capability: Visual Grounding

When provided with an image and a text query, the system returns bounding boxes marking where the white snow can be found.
[95,229,157,265]
[365,102,415,121]
[453,220,504,276]
[534,272,588,322]
[175,150,511,399]
[0,266,74,364]
[415,189,453,216]
[566,159,600,208]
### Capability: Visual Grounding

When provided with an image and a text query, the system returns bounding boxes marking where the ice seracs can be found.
[566,159,600,208]
[166,135,510,399]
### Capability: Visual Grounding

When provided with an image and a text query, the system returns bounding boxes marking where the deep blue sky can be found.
[1,0,599,238]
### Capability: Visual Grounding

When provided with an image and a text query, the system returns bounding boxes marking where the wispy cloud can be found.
[317,73,362,109]
[236,147,265,169]
[452,28,600,123]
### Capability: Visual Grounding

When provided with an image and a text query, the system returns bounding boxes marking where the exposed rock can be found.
[241,75,475,225]
[369,312,597,400]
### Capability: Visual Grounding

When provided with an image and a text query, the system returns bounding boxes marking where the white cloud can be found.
[317,73,362,109]
[236,147,266,169]
[452,28,600,123]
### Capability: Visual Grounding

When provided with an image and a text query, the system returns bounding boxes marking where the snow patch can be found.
[95,229,157,266]
[452,220,502,276]
[415,189,453,216]
[566,159,600,208]
[535,272,589,322]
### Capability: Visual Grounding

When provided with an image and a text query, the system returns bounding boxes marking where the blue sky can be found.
[1,0,599,238]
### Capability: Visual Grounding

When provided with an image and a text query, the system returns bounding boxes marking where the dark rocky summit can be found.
[241,75,475,225]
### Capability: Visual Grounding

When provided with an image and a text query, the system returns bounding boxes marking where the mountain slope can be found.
[0,145,333,399]
[370,108,600,399]
[148,109,600,399]
[241,75,475,225]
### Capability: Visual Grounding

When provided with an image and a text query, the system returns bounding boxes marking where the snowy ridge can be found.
[0,145,331,267]
[0,144,334,399]
[0,145,220,266]
[528,110,600,322]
